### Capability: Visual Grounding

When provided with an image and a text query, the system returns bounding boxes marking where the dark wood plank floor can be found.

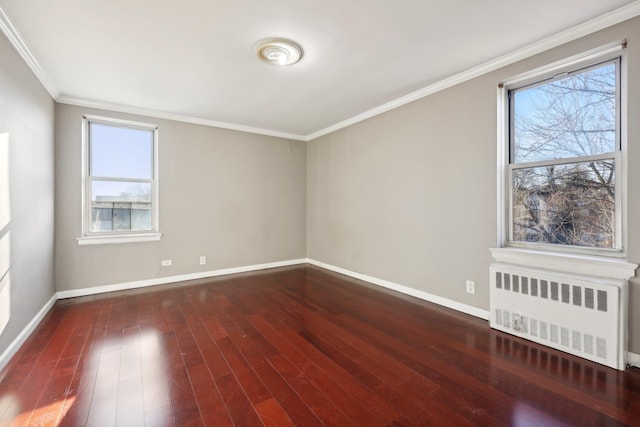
[0,264,639,426]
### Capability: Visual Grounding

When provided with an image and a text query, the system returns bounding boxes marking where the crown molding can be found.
[305,1,640,141]
[56,96,307,141]
[0,6,59,98]
[2,2,640,142]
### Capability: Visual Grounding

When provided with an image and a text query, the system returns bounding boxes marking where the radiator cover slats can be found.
[490,263,627,370]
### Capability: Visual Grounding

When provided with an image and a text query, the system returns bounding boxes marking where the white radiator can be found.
[489,262,628,370]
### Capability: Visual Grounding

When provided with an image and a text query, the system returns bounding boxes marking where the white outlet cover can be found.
[466,280,475,294]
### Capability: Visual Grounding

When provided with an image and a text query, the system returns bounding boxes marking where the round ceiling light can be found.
[256,38,302,66]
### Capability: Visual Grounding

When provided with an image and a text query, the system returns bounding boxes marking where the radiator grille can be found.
[494,308,604,358]
[494,270,609,312]
[490,264,626,370]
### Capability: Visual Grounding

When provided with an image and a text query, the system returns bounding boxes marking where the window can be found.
[79,115,161,244]
[499,44,626,255]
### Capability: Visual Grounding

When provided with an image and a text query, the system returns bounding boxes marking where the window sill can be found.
[77,233,162,246]
[489,247,637,281]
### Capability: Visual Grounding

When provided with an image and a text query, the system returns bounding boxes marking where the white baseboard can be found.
[0,293,57,372]
[1,259,307,372]
[57,258,308,299]
[306,258,490,320]
[629,352,640,368]
[3,260,636,373]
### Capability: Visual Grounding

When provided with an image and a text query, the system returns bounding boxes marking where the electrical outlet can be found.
[199,256,207,265]
[466,280,475,294]
[161,259,172,267]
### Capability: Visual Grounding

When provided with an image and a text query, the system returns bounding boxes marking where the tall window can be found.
[501,48,625,254]
[80,116,160,244]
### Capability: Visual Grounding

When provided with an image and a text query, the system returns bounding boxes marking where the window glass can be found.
[512,160,615,248]
[507,59,620,250]
[90,123,153,179]
[84,117,157,236]
[511,62,617,164]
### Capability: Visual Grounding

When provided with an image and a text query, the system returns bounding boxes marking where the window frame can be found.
[497,42,627,258]
[78,115,162,245]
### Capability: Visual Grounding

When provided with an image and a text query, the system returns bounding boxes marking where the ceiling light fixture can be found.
[256,38,302,66]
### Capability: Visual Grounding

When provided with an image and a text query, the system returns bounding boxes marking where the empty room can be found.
[1,0,640,425]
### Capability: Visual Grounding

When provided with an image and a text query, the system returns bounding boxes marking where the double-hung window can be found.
[79,115,161,244]
[499,44,626,255]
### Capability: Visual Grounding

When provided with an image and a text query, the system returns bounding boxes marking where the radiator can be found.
[489,262,628,370]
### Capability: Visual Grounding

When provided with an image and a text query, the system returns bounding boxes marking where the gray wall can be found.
[55,104,307,291]
[0,32,56,357]
[3,10,639,364]
[307,17,640,352]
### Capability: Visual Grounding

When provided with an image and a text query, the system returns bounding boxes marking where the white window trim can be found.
[496,40,628,259]
[78,115,162,245]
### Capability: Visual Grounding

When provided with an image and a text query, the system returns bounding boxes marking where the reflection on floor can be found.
[0,264,639,426]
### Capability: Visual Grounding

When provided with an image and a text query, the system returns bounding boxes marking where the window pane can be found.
[512,62,616,164]
[512,160,615,248]
[91,181,151,232]
[90,123,153,179]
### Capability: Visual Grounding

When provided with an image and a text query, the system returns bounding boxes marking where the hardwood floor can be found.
[0,264,639,426]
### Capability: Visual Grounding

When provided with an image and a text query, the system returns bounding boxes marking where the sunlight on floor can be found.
[0,394,20,424]
[0,394,77,426]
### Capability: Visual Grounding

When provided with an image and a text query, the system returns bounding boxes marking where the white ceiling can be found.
[0,0,638,140]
